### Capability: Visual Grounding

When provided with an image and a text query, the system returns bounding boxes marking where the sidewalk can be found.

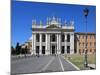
[88,64,96,69]
[11,54,32,60]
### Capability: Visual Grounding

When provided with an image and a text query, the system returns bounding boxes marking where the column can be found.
[40,33,42,55]
[31,34,34,55]
[33,33,36,55]
[47,34,50,55]
[57,34,59,54]
[58,34,61,54]
[70,33,74,54]
[46,33,48,55]
[46,33,50,55]
[65,34,67,54]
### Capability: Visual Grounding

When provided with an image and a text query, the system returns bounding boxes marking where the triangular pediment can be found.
[46,24,60,28]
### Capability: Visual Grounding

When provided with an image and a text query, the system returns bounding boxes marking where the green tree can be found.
[11,46,15,55]
[15,42,21,55]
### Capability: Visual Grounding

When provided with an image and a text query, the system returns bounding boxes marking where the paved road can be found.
[11,55,78,74]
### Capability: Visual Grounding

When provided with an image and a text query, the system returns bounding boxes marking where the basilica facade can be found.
[31,16,74,55]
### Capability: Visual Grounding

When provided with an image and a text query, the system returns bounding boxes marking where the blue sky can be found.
[11,1,96,47]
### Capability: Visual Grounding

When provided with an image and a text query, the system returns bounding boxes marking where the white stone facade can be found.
[31,16,74,55]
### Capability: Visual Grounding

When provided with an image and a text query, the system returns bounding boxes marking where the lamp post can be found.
[83,7,89,67]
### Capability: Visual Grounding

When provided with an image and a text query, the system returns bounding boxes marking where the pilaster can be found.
[33,33,36,55]
[57,34,59,54]
[58,34,61,54]
[40,33,42,55]
[65,34,67,54]
[31,34,34,55]
[70,33,74,54]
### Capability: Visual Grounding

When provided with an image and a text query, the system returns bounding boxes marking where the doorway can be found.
[61,46,65,54]
[42,46,45,55]
[67,46,70,53]
[36,46,39,55]
[52,45,55,55]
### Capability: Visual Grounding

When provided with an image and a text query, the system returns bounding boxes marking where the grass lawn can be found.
[64,54,96,70]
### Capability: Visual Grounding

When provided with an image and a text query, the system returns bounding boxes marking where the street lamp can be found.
[83,7,89,67]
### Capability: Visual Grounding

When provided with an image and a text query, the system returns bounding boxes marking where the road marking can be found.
[61,55,80,70]
[58,56,64,72]
[41,57,55,72]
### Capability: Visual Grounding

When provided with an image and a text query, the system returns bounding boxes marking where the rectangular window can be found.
[90,42,92,47]
[94,42,96,48]
[67,34,70,42]
[42,34,45,42]
[36,34,40,42]
[90,49,92,52]
[51,34,56,42]
[83,43,84,48]
[61,34,65,42]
